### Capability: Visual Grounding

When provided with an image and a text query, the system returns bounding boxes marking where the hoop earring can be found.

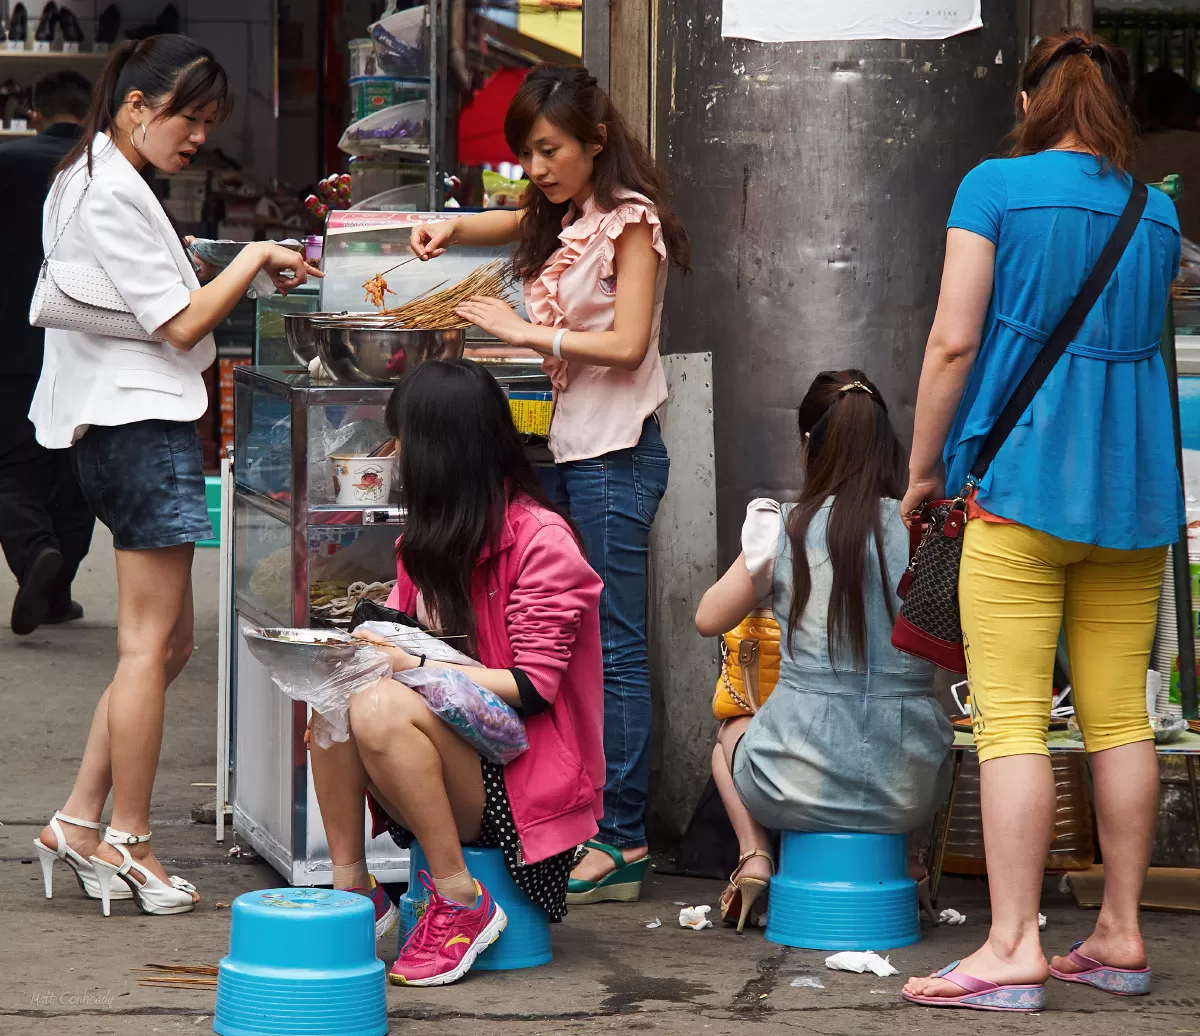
[130,122,147,151]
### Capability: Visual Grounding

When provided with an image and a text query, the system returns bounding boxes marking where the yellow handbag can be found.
[712,609,782,720]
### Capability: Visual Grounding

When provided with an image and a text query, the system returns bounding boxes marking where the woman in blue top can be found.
[901,32,1181,1012]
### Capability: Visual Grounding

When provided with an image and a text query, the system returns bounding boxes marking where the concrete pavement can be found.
[2,539,1198,1035]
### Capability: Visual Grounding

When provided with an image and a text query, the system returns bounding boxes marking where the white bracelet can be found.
[552,328,567,361]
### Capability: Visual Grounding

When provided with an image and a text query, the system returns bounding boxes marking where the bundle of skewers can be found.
[347,258,512,329]
[131,963,218,990]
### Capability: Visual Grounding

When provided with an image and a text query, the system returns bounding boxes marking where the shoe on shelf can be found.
[11,546,63,635]
[718,848,773,933]
[33,812,134,901]
[89,828,198,917]
[8,2,27,43]
[128,3,178,40]
[95,3,120,46]
[44,600,84,624]
[388,871,506,986]
[346,875,399,941]
[34,1,57,43]
[566,839,651,905]
[58,6,81,44]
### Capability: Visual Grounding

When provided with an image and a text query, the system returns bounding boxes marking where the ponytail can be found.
[785,370,906,670]
[57,33,232,176]
[1008,30,1135,174]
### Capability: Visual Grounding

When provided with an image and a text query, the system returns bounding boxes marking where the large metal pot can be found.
[313,324,466,384]
[283,312,320,365]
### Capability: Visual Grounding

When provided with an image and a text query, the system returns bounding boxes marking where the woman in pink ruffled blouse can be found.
[411,64,690,904]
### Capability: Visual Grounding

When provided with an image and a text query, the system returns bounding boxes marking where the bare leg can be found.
[41,564,196,868]
[90,545,199,902]
[712,717,771,883]
[309,724,370,889]
[903,753,1053,998]
[348,678,484,883]
[1051,741,1156,973]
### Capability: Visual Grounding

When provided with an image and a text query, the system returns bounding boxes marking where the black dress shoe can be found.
[43,600,84,625]
[58,6,81,44]
[11,546,63,636]
[95,3,120,45]
[9,2,28,43]
[34,1,57,43]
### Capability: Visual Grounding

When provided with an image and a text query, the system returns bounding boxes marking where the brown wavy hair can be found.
[785,371,906,670]
[503,64,690,281]
[1008,30,1135,174]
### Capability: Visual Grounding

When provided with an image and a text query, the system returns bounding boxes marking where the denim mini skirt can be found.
[71,419,213,550]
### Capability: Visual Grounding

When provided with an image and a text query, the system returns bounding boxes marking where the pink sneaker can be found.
[346,875,399,941]
[389,871,507,986]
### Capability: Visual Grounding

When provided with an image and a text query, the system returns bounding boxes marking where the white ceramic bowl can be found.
[330,454,396,506]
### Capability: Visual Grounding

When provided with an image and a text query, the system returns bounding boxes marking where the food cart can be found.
[219,211,552,885]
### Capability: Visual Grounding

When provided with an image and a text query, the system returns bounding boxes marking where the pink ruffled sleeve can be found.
[596,202,668,282]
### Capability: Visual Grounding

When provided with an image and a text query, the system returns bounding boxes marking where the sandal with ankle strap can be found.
[33,812,133,901]
[89,828,198,917]
[566,839,651,905]
[719,848,774,932]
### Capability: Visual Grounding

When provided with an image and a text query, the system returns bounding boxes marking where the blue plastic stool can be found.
[214,888,387,1036]
[765,832,920,951]
[398,843,552,971]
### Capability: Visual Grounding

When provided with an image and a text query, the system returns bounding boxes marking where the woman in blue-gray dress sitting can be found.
[696,369,953,931]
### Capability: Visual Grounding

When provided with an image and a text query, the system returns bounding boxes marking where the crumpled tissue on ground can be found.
[938,908,967,925]
[824,952,899,977]
[678,905,712,930]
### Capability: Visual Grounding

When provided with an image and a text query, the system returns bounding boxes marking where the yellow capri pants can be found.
[959,519,1165,762]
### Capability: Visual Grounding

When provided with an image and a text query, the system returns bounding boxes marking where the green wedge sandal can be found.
[566,840,651,905]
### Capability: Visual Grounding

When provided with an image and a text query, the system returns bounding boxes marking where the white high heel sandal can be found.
[33,812,133,901]
[89,828,198,917]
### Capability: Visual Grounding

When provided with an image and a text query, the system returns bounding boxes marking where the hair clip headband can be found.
[839,381,874,396]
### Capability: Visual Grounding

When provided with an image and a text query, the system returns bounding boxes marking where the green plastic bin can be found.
[197,475,222,548]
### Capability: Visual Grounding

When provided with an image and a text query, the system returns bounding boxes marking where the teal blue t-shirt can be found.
[945,150,1183,549]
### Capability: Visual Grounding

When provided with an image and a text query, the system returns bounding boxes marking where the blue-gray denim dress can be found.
[731,499,953,834]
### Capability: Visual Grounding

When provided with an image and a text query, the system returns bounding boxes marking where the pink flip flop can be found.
[1049,942,1152,996]
[902,961,1047,1012]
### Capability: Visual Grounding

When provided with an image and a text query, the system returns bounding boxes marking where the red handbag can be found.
[891,181,1149,673]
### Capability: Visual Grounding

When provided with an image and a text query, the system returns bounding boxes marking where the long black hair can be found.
[786,370,906,670]
[385,359,571,653]
[59,33,232,175]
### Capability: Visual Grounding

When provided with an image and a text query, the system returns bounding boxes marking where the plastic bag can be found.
[396,666,528,764]
[355,620,478,666]
[241,628,392,748]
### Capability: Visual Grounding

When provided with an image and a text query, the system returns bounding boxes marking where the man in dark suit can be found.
[0,70,95,635]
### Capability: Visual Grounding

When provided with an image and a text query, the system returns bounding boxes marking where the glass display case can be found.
[230,366,410,885]
[227,364,553,885]
[254,286,322,366]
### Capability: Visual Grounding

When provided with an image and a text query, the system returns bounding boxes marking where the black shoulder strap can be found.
[968,179,1149,483]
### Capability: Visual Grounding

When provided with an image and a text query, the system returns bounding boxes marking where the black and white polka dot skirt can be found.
[384,758,572,922]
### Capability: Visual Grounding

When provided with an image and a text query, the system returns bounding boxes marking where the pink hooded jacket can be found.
[369,495,605,865]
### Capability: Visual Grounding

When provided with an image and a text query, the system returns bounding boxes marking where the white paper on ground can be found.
[721,0,981,42]
[1038,913,1048,930]
[938,908,967,926]
[678,905,713,930]
[645,918,662,929]
[825,952,899,977]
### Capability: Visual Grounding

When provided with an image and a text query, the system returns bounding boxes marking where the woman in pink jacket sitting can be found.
[309,359,605,987]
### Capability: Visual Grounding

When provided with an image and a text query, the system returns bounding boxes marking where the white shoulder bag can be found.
[29,176,163,343]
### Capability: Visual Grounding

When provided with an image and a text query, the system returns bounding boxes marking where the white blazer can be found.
[29,133,215,449]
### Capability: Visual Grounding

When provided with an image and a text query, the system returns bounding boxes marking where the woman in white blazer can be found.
[32,35,319,917]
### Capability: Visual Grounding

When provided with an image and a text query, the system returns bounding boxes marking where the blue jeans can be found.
[543,419,669,849]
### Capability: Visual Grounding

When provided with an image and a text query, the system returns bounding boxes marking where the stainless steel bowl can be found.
[241,627,362,694]
[283,312,320,366]
[314,324,466,384]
